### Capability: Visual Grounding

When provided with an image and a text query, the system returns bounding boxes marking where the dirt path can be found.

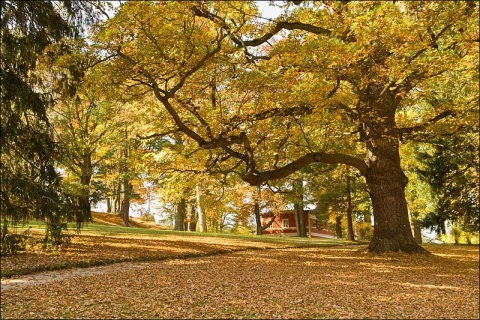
[1,260,151,291]
[1,246,478,319]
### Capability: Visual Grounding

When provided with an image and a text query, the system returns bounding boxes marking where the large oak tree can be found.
[91,1,478,253]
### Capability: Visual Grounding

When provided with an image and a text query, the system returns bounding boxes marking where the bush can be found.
[1,225,32,256]
[356,222,373,241]
[43,221,71,251]
[232,225,255,235]
[440,228,479,245]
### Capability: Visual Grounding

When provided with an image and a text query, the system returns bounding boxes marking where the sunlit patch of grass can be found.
[14,219,356,247]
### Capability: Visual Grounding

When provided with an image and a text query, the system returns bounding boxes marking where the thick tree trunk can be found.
[174,199,186,231]
[79,175,91,224]
[346,175,355,241]
[188,204,196,231]
[362,87,425,253]
[196,184,207,232]
[365,137,424,253]
[366,157,424,252]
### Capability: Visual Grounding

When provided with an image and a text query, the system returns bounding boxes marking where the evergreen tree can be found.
[417,134,479,234]
[0,1,101,252]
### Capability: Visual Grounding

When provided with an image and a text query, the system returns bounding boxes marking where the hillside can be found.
[91,212,161,229]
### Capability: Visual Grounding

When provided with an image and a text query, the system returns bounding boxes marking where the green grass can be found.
[80,224,361,247]
[11,219,359,247]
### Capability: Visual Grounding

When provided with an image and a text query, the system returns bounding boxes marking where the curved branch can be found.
[244,152,367,185]
[192,5,333,49]
[243,21,332,47]
[399,110,456,141]
[137,129,179,140]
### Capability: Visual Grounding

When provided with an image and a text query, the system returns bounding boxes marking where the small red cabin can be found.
[261,210,334,238]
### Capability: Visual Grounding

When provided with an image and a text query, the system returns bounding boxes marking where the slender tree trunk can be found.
[196,184,207,232]
[114,182,121,214]
[189,204,196,231]
[413,220,422,244]
[77,154,92,223]
[254,185,263,235]
[120,180,131,227]
[106,196,112,213]
[174,198,186,231]
[255,201,262,235]
[440,219,447,235]
[346,175,355,241]
[335,215,343,238]
[79,175,91,223]
[294,179,307,237]
[364,211,372,224]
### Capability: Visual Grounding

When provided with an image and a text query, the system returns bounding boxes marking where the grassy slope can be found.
[22,212,357,247]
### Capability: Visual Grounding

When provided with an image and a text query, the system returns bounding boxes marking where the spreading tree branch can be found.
[243,152,367,185]
[399,110,457,141]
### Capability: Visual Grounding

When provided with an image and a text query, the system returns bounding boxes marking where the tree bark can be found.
[361,86,426,253]
[114,183,121,214]
[366,152,424,252]
[440,219,447,235]
[254,201,262,235]
[174,198,186,231]
[120,180,131,227]
[77,154,92,224]
[346,175,355,241]
[365,142,422,252]
[294,179,307,237]
[196,184,207,232]
[188,203,196,231]
[106,196,112,213]
[335,215,343,238]
[413,220,422,244]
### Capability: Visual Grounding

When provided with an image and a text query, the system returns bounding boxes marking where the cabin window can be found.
[282,219,289,228]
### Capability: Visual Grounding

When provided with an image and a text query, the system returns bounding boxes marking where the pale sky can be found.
[256,1,284,19]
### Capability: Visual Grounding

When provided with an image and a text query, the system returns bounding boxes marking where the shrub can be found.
[0,225,31,256]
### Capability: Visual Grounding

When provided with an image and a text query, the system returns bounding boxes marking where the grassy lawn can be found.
[16,218,356,245]
[1,218,358,278]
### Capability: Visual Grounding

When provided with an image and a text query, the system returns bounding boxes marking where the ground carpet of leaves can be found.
[0,232,283,277]
[1,237,478,319]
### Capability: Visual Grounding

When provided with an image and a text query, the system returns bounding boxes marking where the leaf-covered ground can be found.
[0,232,284,277]
[1,234,478,319]
[1,212,347,278]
